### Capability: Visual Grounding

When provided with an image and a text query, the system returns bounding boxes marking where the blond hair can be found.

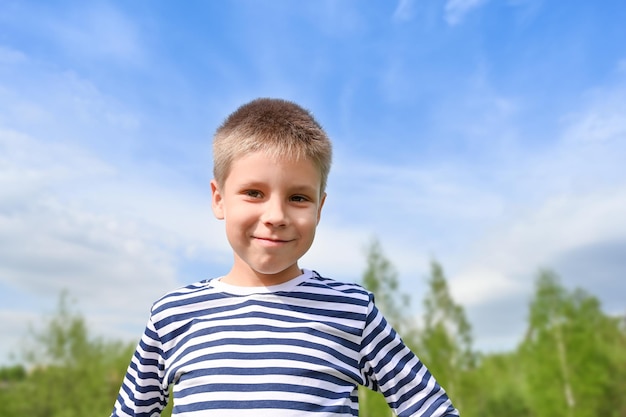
[213,98,332,193]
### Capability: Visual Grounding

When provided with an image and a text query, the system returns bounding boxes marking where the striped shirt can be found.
[112,269,458,417]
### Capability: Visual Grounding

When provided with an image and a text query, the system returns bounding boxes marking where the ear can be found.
[316,192,326,225]
[211,179,225,220]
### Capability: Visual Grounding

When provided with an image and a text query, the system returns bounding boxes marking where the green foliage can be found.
[362,237,410,333]
[358,386,393,417]
[521,270,626,417]
[358,247,626,417]
[0,364,26,381]
[0,291,136,417]
[360,238,412,416]
[418,261,474,412]
[2,251,625,417]
[461,352,532,417]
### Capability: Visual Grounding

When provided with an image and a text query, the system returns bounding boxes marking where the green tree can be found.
[359,238,414,417]
[362,238,411,333]
[521,270,626,417]
[461,351,531,417]
[0,291,136,417]
[0,364,26,381]
[614,314,626,417]
[418,261,474,412]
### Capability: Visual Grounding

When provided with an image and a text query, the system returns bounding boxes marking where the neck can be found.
[222,263,303,287]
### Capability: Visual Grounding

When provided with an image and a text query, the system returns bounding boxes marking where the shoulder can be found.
[299,270,374,305]
[149,279,219,320]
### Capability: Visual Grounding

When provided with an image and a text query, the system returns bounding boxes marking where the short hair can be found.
[213,98,332,193]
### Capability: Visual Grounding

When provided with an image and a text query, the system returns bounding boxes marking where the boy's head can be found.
[213,98,332,193]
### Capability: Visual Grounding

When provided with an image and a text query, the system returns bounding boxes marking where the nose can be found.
[261,196,288,227]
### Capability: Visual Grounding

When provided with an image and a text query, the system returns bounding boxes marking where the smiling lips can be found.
[253,236,293,246]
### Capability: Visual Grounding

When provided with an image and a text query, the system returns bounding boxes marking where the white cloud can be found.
[325,75,626,351]
[0,0,624,361]
[0,309,40,364]
[1,130,162,293]
[451,267,522,306]
[445,0,488,25]
[393,0,416,22]
[561,84,626,145]
[450,187,626,301]
[441,80,626,349]
[0,127,231,359]
[0,197,177,304]
[46,3,144,64]
[0,55,142,153]
[303,1,365,37]
[0,45,26,64]
[300,222,371,280]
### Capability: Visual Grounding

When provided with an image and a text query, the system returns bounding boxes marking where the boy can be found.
[112,98,458,416]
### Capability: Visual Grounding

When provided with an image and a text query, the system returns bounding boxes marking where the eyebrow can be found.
[289,184,319,195]
[236,181,319,196]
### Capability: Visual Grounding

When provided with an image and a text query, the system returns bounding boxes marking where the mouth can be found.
[253,236,292,245]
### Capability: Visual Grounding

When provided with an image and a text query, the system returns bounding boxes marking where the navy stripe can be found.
[111,270,458,416]
[170,350,361,383]
[160,310,362,346]
[170,334,358,366]
[174,399,356,415]
[177,382,350,400]
[164,321,360,355]
[154,298,365,333]
[167,365,352,388]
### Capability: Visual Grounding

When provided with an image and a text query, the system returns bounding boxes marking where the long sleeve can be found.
[359,295,459,417]
[112,314,169,417]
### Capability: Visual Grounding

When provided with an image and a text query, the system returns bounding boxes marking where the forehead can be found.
[225,151,322,187]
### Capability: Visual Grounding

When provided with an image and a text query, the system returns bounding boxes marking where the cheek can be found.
[225,204,258,225]
[298,210,321,232]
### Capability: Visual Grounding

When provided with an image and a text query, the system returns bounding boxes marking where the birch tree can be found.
[522,270,624,417]
[418,261,474,411]
[359,238,411,417]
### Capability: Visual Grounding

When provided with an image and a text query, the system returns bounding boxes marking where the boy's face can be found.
[211,151,326,286]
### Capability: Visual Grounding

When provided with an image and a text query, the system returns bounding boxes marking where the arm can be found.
[111,316,168,417]
[360,295,459,417]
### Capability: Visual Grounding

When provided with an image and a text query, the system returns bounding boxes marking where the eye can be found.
[244,190,263,198]
[290,195,310,203]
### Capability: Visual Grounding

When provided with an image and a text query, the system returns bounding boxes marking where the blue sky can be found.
[1,0,625,364]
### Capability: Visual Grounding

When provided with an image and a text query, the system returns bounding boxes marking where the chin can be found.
[252,264,299,277]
